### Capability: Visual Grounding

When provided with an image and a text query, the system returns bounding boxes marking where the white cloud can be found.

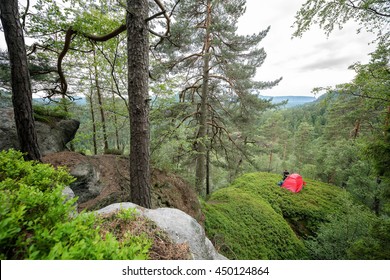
[238,0,377,97]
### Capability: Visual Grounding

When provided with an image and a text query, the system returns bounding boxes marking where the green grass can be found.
[203,172,352,260]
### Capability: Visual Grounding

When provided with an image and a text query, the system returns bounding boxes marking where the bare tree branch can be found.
[56,23,127,96]
[21,0,30,30]
[57,27,76,95]
[81,24,127,42]
[347,0,390,17]
[148,0,173,48]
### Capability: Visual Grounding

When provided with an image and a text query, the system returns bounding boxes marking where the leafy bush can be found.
[0,149,151,260]
[304,193,376,259]
[348,217,390,259]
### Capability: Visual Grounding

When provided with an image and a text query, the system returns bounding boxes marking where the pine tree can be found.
[25,0,174,208]
[156,0,281,195]
[0,0,41,161]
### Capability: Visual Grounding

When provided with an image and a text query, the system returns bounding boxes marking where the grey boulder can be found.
[96,203,227,260]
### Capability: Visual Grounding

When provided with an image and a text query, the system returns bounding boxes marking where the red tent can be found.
[281,173,306,193]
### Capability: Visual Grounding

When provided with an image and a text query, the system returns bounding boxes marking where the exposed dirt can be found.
[42,151,203,222]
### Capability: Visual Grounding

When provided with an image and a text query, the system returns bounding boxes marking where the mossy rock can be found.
[33,104,70,127]
[203,172,352,260]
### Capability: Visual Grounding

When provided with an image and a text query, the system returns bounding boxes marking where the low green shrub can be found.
[304,193,376,259]
[204,187,307,259]
[203,172,373,260]
[229,173,347,236]
[0,149,151,260]
[348,217,390,259]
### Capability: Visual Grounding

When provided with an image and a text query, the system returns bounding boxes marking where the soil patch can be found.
[42,151,203,222]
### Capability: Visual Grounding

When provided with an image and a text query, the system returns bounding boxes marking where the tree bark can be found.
[89,94,98,155]
[88,68,98,155]
[0,0,41,161]
[127,0,151,208]
[195,0,212,196]
[93,49,109,152]
[111,81,121,151]
[206,147,210,195]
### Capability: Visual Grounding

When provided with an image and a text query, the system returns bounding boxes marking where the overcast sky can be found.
[0,0,377,97]
[238,0,377,97]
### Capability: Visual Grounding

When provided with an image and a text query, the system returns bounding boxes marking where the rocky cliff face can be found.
[0,107,79,155]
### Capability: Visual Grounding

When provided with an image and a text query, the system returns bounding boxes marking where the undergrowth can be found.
[0,149,189,260]
[203,172,377,260]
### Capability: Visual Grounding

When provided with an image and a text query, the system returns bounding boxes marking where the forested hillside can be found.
[0,0,389,260]
[264,95,316,108]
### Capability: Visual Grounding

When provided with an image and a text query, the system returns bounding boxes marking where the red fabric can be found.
[281,173,306,193]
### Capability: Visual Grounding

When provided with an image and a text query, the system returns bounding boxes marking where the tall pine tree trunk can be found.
[195,0,212,196]
[88,94,98,155]
[93,50,109,152]
[111,81,120,151]
[127,0,151,208]
[87,69,98,155]
[0,0,41,161]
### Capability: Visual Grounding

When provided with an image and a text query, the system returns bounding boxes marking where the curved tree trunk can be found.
[127,0,151,208]
[0,0,41,161]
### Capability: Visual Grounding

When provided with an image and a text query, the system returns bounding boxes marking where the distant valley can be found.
[31,95,317,109]
[261,95,317,108]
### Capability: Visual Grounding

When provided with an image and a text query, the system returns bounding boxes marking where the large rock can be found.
[0,107,18,151]
[62,186,76,202]
[96,203,227,260]
[0,107,79,156]
[36,119,80,155]
[62,186,78,216]
[69,162,103,203]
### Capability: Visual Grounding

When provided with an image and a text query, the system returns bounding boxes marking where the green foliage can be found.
[204,172,384,259]
[365,126,390,179]
[348,217,390,259]
[204,187,307,260]
[293,0,389,43]
[204,172,343,259]
[152,0,281,193]
[115,208,138,222]
[304,193,376,259]
[229,173,347,236]
[0,149,151,260]
[33,103,71,124]
[252,89,389,215]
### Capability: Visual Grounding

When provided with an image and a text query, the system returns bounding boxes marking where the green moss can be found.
[203,172,353,260]
[231,173,348,235]
[205,187,307,259]
[33,104,70,126]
